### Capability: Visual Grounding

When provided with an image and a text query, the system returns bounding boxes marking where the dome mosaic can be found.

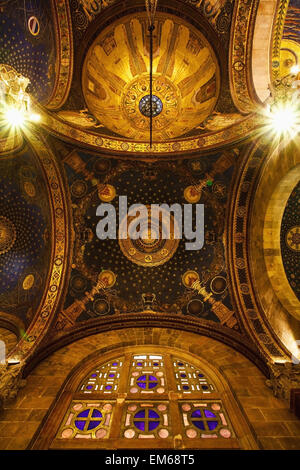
[82,12,220,141]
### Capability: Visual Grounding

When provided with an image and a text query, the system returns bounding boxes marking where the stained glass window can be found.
[181,401,233,439]
[52,351,240,448]
[78,357,123,394]
[129,355,166,394]
[173,357,215,393]
[123,402,170,439]
[58,401,114,439]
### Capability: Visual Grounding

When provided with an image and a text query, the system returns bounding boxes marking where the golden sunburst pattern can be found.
[82,12,220,141]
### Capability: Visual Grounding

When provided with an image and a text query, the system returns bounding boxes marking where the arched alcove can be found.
[29,344,258,450]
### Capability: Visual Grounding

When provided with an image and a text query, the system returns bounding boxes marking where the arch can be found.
[249,135,300,358]
[251,0,277,102]
[29,344,258,450]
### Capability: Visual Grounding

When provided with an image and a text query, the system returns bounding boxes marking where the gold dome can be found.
[82,12,220,141]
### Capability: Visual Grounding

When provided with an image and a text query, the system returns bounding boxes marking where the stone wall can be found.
[0,328,299,449]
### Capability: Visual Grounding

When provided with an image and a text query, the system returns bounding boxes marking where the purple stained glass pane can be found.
[92,409,102,418]
[137,375,146,381]
[207,420,218,431]
[180,373,186,378]
[134,410,145,419]
[204,410,216,418]
[202,385,209,390]
[137,382,146,389]
[78,409,90,418]
[137,362,143,366]
[149,421,160,431]
[86,385,93,390]
[183,385,189,390]
[198,373,204,377]
[87,420,101,430]
[148,382,157,389]
[149,410,159,419]
[105,385,112,390]
[178,362,184,366]
[149,375,157,381]
[91,373,97,378]
[75,420,86,431]
[153,362,159,366]
[134,421,145,431]
[112,362,118,366]
[109,373,115,378]
[193,420,205,430]
[191,410,202,418]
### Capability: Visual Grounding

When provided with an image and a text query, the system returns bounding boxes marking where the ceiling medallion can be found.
[286,226,300,251]
[123,75,178,133]
[118,205,180,267]
[82,12,220,141]
[139,94,163,118]
[0,216,16,255]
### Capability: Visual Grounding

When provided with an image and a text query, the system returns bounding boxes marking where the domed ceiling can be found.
[82,12,220,141]
[53,144,242,335]
[280,180,300,301]
[0,0,56,103]
[0,145,51,330]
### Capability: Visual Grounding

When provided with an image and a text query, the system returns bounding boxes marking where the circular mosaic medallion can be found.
[0,216,16,255]
[187,298,204,315]
[71,180,88,198]
[210,276,227,294]
[139,94,163,117]
[118,205,180,267]
[286,226,300,251]
[93,298,110,315]
[22,274,35,290]
[123,75,178,133]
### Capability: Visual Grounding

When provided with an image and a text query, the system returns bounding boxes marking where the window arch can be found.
[30,347,258,449]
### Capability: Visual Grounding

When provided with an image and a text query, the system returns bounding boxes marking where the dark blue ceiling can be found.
[0,0,56,102]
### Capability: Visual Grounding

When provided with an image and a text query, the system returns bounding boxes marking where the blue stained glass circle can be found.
[207,420,218,431]
[193,421,205,430]
[134,421,145,431]
[87,420,101,430]
[139,95,163,117]
[75,420,86,431]
[149,410,159,419]
[204,410,216,418]
[78,409,89,418]
[149,421,159,431]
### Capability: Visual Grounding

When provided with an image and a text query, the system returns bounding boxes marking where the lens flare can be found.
[5,107,26,127]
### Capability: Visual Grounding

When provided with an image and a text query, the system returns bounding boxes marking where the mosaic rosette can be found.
[123,402,170,440]
[181,401,233,439]
[128,354,166,395]
[58,401,114,439]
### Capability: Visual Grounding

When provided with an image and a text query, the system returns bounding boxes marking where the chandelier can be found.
[145,0,158,148]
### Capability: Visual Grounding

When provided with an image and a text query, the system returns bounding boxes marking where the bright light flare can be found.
[5,107,26,127]
[290,64,300,75]
[29,112,41,122]
[266,102,300,137]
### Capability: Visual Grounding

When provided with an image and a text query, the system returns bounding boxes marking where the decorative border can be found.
[229,0,260,113]
[45,0,74,110]
[227,138,291,362]
[9,130,69,360]
[271,0,290,83]
[36,106,261,156]
[0,131,23,155]
[25,313,267,378]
